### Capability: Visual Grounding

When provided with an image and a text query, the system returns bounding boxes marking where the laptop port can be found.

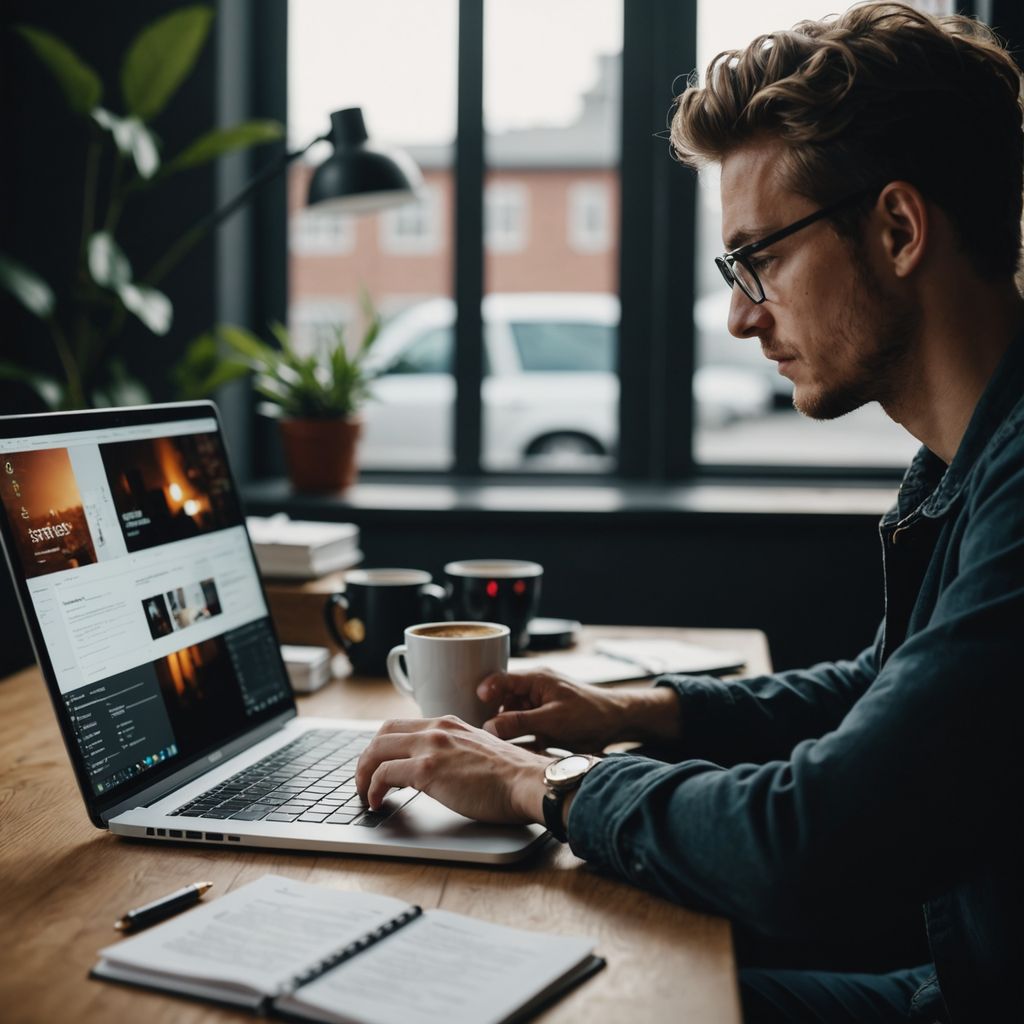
[205,832,224,841]
[168,829,183,838]
[227,835,241,841]
[146,827,154,836]
[185,830,202,839]
[156,828,166,836]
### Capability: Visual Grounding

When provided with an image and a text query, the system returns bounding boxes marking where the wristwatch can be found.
[542,753,599,843]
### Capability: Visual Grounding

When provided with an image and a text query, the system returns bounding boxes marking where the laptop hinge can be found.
[99,711,295,826]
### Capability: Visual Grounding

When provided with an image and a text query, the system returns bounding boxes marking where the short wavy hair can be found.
[671,2,1024,280]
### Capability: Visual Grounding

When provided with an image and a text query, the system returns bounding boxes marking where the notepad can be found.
[91,875,603,1024]
[510,637,746,685]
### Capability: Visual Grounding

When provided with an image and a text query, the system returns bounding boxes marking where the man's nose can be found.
[727,287,773,340]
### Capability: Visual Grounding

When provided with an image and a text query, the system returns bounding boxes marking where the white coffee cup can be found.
[386,621,510,726]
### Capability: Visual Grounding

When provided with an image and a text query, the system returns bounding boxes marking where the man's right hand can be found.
[477,670,682,752]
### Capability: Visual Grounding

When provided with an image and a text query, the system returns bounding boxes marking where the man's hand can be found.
[355,716,551,824]
[477,670,682,750]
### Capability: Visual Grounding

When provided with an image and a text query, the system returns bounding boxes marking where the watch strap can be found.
[543,790,570,843]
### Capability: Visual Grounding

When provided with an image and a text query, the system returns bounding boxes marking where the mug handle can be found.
[387,644,414,699]
[323,592,351,650]
[419,582,449,621]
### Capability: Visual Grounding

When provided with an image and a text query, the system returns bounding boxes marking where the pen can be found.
[114,881,213,932]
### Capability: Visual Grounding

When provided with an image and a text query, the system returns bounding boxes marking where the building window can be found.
[289,299,353,357]
[379,185,442,254]
[485,182,528,253]
[289,208,355,255]
[567,182,611,252]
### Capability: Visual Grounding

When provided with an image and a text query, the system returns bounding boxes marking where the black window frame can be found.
[233,0,948,487]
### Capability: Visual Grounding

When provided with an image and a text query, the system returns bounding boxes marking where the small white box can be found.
[280,644,332,693]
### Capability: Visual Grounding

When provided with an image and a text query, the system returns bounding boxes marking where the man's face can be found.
[719,139,914,419]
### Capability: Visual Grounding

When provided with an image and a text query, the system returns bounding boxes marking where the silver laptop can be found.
[0,401,546,864]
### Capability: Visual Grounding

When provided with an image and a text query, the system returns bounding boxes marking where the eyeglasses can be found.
[715,188,875,304]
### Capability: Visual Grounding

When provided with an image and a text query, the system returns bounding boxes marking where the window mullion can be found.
[618,0,697,480]
[453,0,485,475]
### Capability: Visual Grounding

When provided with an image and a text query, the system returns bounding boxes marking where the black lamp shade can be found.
[307,107,423,214]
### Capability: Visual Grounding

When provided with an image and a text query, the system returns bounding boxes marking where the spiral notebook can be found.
[91,874,603,1024]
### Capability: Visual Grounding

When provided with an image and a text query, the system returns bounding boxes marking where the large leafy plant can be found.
[177,292,382,419]
[0,7,283,409]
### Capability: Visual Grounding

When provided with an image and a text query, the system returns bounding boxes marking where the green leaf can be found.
[118,283,173,335]
[0,253,55,317]
[121,6,214,121]
[215,323,277,368]
[174,332,250,399]
[165,120,284,173]
[357,286,381,355]
[0,360,63,409]
[14,26,102,114]
[92,109,160,178]
[87,232,132,288]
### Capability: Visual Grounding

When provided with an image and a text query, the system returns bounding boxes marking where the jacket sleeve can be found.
[650,627,880,765]
[568,455,1024,938]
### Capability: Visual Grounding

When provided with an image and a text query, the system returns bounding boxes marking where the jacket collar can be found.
[883,330,1024,527]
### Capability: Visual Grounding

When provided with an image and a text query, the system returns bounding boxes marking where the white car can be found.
[358,293,772,470]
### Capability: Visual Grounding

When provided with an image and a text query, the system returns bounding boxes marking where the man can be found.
[356,4,1024,1020]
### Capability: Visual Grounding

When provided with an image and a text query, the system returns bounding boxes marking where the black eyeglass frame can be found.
[715,187,876,304]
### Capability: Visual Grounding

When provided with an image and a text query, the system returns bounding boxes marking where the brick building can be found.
[287,54,620,353]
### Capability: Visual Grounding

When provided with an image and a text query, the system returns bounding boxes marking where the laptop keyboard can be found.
[168,728,399,828]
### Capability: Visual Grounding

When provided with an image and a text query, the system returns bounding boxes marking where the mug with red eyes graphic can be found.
[442,559,542,655]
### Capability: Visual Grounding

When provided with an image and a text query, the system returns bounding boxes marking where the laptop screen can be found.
[0,406,294,810]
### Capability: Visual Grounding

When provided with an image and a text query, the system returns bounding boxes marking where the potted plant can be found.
[177,292,381,492]
[0,7,283,409]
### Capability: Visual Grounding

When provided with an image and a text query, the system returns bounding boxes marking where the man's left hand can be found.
[354,716,550,824]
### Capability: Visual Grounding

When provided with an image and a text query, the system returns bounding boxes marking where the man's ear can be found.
[875,181,928,278]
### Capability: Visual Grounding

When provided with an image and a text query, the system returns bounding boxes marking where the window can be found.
[379,184,443,255]
[482,0,623,472]
[288,0,456,472]
[289,208,355,255]
[382,328,453,375]
[511,322,616,373]
[279,0,926,484]
[691,0,929,469]
[289,299,352,357]
[485,182,528,252]
[567,182,611,252]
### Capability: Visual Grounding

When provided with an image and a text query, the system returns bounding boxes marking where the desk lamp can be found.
[150,106,422,284]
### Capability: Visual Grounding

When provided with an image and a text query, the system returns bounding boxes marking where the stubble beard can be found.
[792,257,917,421]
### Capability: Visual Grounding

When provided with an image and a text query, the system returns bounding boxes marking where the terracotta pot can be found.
[278,416,363,493]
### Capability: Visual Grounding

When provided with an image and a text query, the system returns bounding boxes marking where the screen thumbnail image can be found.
[142,593,175,640]
[0,448,98,579]
[166,578,222,630]
[100,433,238,553]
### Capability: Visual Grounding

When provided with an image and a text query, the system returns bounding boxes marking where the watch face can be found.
[546,754,592,785]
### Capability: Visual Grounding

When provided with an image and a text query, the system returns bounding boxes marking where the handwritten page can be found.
[97,875,409,997]
[285,909,595,1024]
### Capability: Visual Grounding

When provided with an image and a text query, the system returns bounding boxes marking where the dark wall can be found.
[242,489,887,672]
[0,0,220,406]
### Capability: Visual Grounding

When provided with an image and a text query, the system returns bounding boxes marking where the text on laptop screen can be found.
[0,418,292,799]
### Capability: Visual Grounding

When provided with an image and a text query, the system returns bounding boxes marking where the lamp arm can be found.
[141,133,329,288]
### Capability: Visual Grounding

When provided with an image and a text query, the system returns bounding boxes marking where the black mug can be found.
[324,568,446,677]
[443,559,543,655]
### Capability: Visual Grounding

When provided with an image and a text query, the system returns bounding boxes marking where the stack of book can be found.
[246,515,362,580]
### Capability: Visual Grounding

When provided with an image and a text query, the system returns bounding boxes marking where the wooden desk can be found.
[0,626,769,1024]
